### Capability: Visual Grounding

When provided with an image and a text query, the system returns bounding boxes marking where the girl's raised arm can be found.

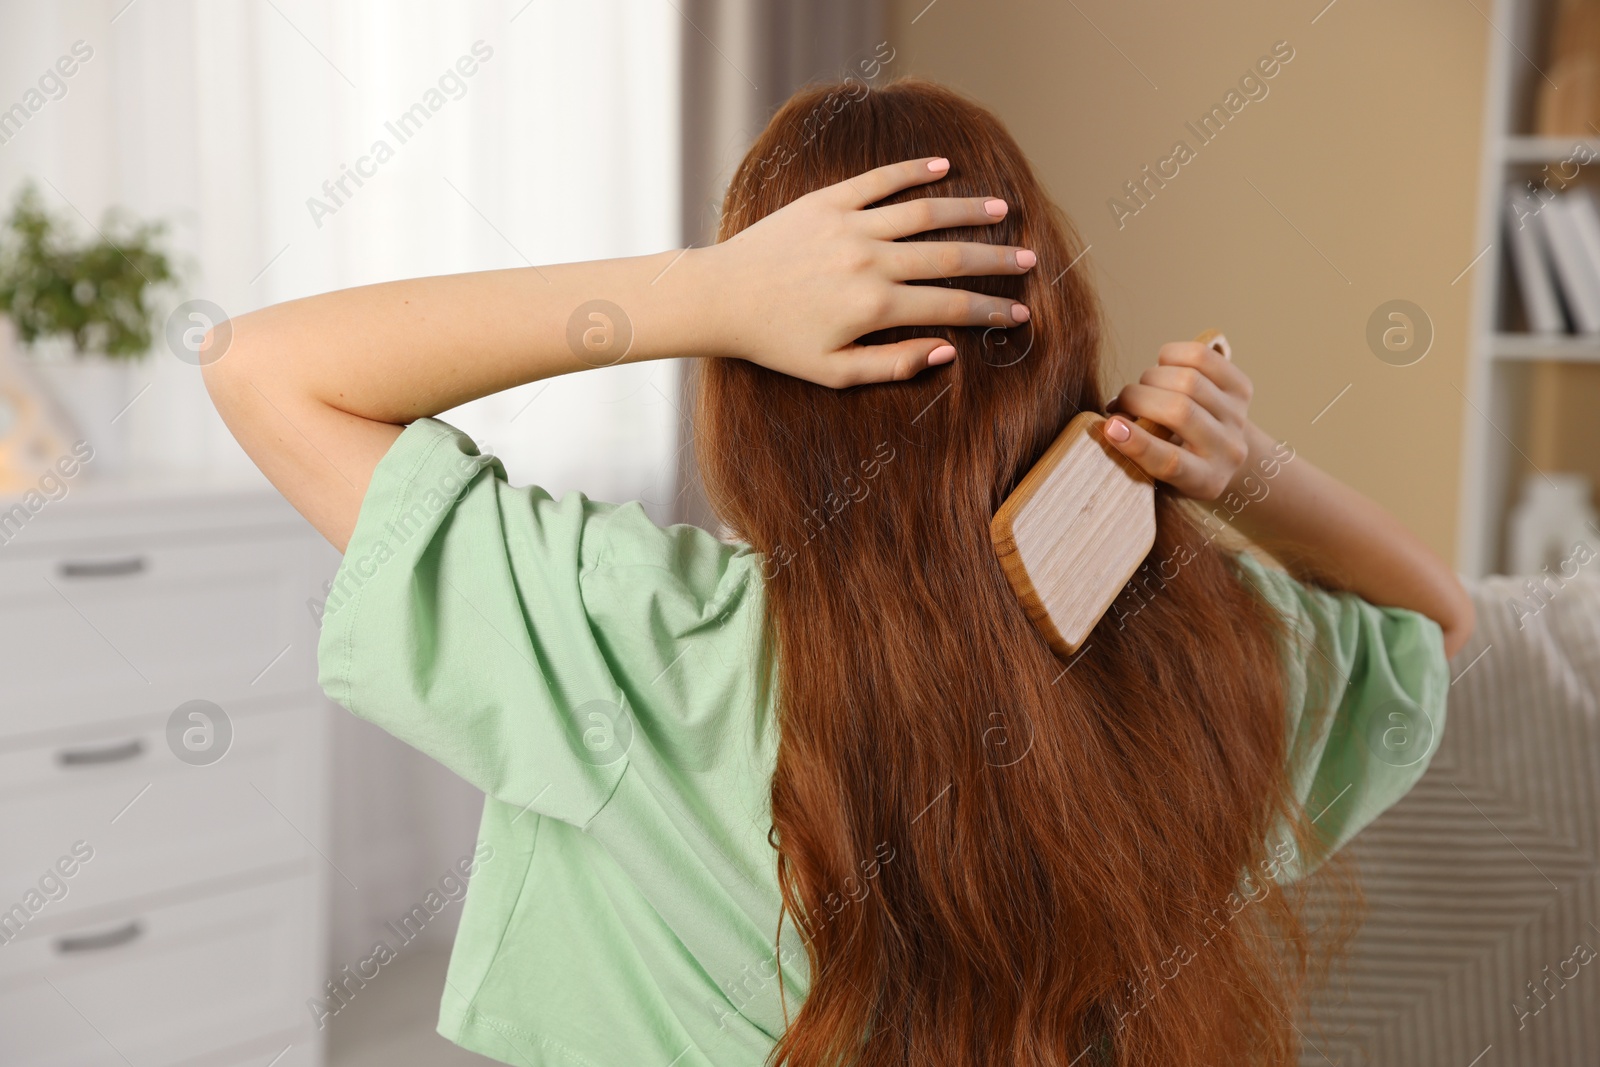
[1103,337,1476,658]
[202,158,1038,551]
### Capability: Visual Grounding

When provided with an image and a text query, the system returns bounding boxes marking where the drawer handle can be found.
[58,556,147,579]
[55,920,143,954]
[57,738,145,767]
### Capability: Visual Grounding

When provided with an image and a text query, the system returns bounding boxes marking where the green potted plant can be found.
[0,180,175,475]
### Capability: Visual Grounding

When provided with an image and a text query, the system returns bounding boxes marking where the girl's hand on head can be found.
[1101,339,1256,502]
[701,157,1036,389]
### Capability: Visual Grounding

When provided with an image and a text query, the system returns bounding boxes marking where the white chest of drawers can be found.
[0,474,336,1067]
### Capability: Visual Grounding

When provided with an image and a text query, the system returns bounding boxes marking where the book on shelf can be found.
[1504,187,1566,334]
[1566,186,1600,327]
[1535,188,1600,334]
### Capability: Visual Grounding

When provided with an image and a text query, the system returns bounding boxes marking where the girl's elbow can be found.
[199,335,240,411]
[199,325,250,400]
[1440,581,1476,661]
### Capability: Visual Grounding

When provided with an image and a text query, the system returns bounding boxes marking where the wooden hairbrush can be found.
[990,329,1232,659]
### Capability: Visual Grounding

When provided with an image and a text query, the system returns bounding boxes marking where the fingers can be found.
[1101,416,1207,488]
[814,157,1039,342]
[1126,371,1249,474]
[1108,382,1229,459]
[1156,339,1253,404]
[1101,335,1255,498]
[866,195,1010,239]
[825,337,958,389]
[1135,364,1240,429]
[889,240,1036,281]
[830,157,953,210]
[888,285,1031,330]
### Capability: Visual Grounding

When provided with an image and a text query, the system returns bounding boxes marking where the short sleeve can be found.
[315,416,754,828]
[1229,550,1450,883]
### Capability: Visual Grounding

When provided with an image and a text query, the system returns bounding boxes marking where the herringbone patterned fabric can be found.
[1300,573,1600,1066]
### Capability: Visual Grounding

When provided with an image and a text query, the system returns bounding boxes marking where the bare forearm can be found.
[200,158,1037,553]
[216,250,708,424]
[201,250,711,552]
[1228,421,1476,658]
[1098,337,1475,658]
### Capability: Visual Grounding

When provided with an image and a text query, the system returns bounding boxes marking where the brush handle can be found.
[1123,330,1231,440]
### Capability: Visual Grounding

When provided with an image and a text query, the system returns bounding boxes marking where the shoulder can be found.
[1226,548,1448,682]
[577,498,761,612]
[572,498,766,668]
[316,415,774,824]
[1226,549,1451,880]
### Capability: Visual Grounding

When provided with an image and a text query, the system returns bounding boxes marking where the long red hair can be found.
[692,77,1358,1067]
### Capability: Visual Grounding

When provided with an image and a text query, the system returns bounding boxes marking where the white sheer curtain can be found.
[235,0,683,506]
[0,0,680,963]
[0,0,682,508]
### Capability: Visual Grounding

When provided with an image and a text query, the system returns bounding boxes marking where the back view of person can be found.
[692,77,1458,1067]
[206,76,1471,1067]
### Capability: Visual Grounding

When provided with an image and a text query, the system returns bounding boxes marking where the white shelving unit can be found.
[1460,0,1600,576]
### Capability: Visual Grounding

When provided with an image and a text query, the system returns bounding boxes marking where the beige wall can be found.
[886,0,1489,565]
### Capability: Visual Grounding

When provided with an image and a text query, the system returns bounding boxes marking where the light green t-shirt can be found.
[315,416,1449,1067]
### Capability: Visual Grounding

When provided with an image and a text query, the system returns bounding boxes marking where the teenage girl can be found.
[206,78,1473,1067]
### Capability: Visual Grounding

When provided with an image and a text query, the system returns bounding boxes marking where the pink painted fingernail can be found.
[1105,418,1131,442]
[928,158,950,172]
[927,344,957,365]
[1015,249,1037,269]
[1011,303,1030,323]
[984,198,1007,217]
